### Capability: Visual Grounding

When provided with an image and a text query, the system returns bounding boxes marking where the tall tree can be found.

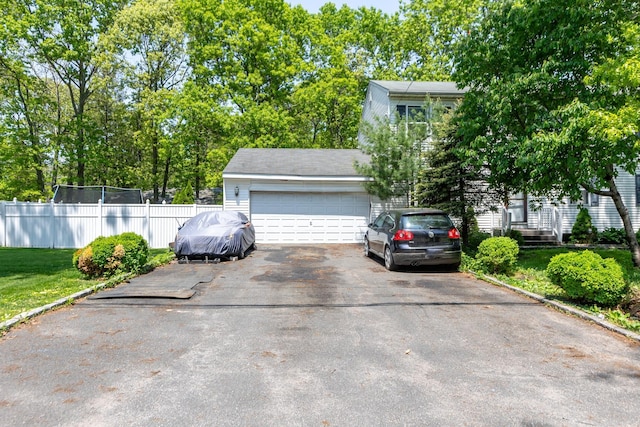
[0,0,62,199]
[400,0,485,80]
[102,0,189,201]
[18,0,127,186]
[454,0,640,265]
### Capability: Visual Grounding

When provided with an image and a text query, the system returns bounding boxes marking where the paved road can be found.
[1,245,639,426]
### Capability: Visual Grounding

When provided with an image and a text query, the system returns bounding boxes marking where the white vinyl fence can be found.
[0,200,223,249]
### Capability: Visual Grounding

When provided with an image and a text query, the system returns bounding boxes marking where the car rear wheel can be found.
[384,246,397,271]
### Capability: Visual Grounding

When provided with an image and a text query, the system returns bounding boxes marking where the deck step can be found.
[513,228,559,246]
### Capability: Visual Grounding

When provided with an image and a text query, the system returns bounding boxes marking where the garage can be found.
[222,148,373,244]
[250,192,370,243]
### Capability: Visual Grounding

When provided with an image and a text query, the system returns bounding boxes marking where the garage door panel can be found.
[250,192,369,243]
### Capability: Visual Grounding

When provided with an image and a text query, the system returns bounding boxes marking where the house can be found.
[221,81,640,245]
[222,148,372,243]
[360,80,640,242]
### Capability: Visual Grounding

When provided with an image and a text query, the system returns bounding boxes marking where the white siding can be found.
[359,84,393,145]
[511,168,640,236]
[223,178,251,218]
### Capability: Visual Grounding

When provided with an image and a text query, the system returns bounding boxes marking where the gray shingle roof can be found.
[223,148,370,178]
[370,80,466,96]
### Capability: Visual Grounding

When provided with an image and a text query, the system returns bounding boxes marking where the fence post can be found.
[145,199,151,246]
[0,201,5,247]
[49,200,55,248]
[98,198,103,238]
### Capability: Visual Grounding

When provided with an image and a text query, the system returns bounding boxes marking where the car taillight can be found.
[448,227,461,240]
[393,230,414,241]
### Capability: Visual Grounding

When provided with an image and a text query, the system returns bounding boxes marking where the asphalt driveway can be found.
[1,245,639,426]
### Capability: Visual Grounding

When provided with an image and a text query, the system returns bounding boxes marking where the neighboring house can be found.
[359,80,640,241]
[222,148,373,243]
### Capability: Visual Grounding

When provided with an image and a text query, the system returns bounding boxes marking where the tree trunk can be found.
[195,150,201,200]
[162,156,171,201]
[606,176,640,267]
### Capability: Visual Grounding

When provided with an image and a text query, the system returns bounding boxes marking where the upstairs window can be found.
[396,105,428,122]
[396,104,430,139]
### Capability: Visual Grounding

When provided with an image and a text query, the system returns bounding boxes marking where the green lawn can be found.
[0,248,174,323]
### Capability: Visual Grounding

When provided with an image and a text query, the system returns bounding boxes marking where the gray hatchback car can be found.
[364,209,462,271]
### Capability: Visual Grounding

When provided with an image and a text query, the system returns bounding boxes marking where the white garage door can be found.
[250,192,370,243]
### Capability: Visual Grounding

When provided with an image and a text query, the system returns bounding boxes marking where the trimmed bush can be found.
[73,246,102,278]
[475,236,519,275]
[73,233,149,278]
[115,232,149,273]
[546,250,627,307]
[570,208,598,244]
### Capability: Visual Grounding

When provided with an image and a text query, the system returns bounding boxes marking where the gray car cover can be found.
[174,211,255,257]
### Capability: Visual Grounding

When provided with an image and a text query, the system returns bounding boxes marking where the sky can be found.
[289,0,400,15]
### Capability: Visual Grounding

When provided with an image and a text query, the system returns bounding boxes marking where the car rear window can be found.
[400,214,453,230]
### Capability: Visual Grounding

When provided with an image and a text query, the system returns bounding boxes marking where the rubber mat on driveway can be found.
[89,262,215,299]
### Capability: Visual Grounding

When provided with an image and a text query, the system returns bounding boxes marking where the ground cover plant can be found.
[464,247,640,333]
[0,248,174,324]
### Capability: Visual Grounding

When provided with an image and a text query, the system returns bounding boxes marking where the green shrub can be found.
[598,227,627,244]
[115,232,149,273]
[546,250,628,307]
[570,208,598,243]
[475,236,520,275]
[73,233,149,278]
[465,230,491,255]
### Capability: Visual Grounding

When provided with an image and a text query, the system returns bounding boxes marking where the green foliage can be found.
[570,208,598,244]
[0,0,490,203]
[598,227,627,245]
[471,246,640,332]
[414,107,498,245]
[475,237,519,275]
[355,113,423,202]
[74,233,149,278]
[546,250,628,307]
[2,249,98,322]
[465,230,491,256]
[172,184,194,204]
[454,0,640,265]
[116,232,151,272]
[399,0,485,80]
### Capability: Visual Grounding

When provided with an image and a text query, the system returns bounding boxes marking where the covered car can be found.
[173,211,256,259]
